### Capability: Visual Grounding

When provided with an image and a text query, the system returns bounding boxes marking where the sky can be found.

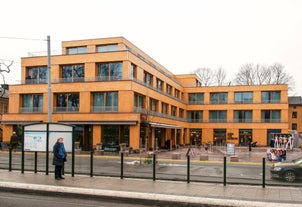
[0,0,302,95]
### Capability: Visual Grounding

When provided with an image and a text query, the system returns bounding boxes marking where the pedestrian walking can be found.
[10,131,19,152]
[52,137,67,180]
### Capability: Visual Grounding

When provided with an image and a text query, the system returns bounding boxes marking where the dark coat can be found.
[52,142,66,166]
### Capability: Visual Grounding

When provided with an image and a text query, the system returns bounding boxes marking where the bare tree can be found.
[0,60,13,97]
[235,62,293,90]
[0,60,13,84]
[215,67,226,86]
[235,63,255,85]
[194,68,214,86]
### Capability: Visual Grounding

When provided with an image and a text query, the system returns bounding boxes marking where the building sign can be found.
[226,143,235,155]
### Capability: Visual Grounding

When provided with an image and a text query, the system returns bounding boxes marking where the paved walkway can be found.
[1,147,302,207]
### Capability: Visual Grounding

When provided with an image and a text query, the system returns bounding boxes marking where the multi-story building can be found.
[288,96,302,140]
[1,37,289,151]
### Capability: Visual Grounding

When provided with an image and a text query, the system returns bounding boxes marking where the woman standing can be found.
[53,137,67,180]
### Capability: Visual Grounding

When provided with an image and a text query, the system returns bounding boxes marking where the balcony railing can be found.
[54,107,79,112]
[91,106,118,112]
[20,107,43,113]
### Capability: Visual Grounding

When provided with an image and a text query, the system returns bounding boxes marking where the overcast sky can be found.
[1,0,302,95]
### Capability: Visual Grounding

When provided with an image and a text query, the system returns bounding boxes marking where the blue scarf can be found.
[58,143,65,159]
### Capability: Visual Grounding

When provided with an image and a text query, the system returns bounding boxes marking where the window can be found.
[143,71,153,86]
[62,64,84,82]
[26,66,47,84]
[179,108,184,118]
[156,78,163,91]
[56,93,79,112]
[130,64,137,80]
[67,46,87,54]
[166,84,172,95]
[171,105,177,117]
[261,110,281,123]
[234,110,252,122]
[234,92,253,104]
[292,123,297,130]
[21,94,43,112]
[175,89,180,99]
[187,111,203,122]
[134,93,145,109]
[150,98,158,112]
[210,92,228,104]
[96,44,118,52]
[292,111,297,118]
[97,62,122,81]
[92,92,118,112]
[189,93,204,104]
[261,91,281,103]
[162,102,168,114]
[209,110,227,122]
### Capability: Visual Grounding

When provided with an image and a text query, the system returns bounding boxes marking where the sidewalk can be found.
[1,170,302,207]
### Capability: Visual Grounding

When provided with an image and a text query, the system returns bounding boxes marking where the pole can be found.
[187,155,190,183]
[262,157,266,188]
[47,35,52,123]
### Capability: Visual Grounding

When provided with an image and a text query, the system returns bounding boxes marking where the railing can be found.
[2,146,301,188]
[20,107,43,113]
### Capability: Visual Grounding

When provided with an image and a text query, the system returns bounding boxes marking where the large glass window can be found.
[171,105,177,117]
[156,78,163,91]
[162,102,168,114]
[187,111,203,122]
[92,92,118,112]
[261,91,281,103]
[97,62,122,81]
[134,93,145,109]
[234,110,252,122]
[234,92,253,104]
[67,46,87,54]
[96,44,118,52]
[130,64,137,80]
[166,84,172,95]
[143,71,153,86]
[150,98,158,112]
[21,94,43,112]
[209,110,227,122]
[26,66,47,84]
[210,92,228,104]
[189,93,204,104]
[56,93,79,112]
[261,110,281,122]
[62,64,84,82]
[101,125,130,148]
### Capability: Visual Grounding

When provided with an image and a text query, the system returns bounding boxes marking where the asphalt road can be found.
[0,191,156,207]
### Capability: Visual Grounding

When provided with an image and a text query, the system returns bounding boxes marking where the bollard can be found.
[187,155,190,183]
[223,156,227,186]
[262,157,266,188]
[153,153,156,181]
[90,151,94,177]
[121,152,124,179]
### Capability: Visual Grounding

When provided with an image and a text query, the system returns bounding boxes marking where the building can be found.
[288,96,302,141]
[1,37,290,151]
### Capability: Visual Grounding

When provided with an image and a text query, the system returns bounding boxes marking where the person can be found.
[53,137,67,180]
[10,131,19,152]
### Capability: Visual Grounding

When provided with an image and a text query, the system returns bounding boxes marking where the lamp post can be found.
[47,35,52,123]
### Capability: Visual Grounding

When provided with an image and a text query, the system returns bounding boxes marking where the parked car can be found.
[270,157,302,182]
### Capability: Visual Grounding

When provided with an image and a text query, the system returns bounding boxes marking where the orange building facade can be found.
[1,37,290,151]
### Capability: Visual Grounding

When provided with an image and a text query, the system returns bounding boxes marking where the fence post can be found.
[223,156,227,186]
[153,153,156,181]
[34,152,38,173]
[90,151,94,177]
[187,155,190,183]
[121,152,124,179]
[262,157,266,188]
[9,148,12,172]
